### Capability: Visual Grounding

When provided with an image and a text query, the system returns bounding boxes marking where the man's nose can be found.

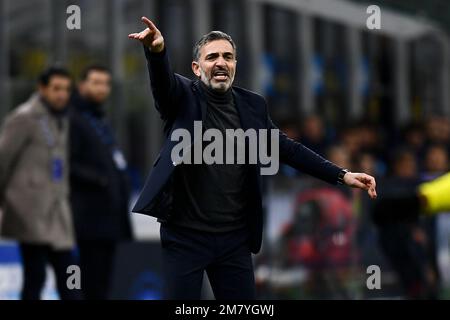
[216,56,227,67]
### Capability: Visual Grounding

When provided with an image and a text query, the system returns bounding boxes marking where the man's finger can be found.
[353,179,369,190]
[368,187,377,199]
[142,16,157,31]
[128,33,139,39]
[358,174,376,188]
[137,29,150,40]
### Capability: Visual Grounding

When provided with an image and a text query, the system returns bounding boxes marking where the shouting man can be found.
[129,17,377,300]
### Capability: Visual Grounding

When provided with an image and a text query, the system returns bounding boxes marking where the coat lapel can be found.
[232,88,255,131]
[191,80,207,123]
[192,79,257,131]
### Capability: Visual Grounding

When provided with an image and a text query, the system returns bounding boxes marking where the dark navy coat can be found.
[132,46,342,254]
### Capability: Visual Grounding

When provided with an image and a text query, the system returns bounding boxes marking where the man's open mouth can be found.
[213,70,229,81]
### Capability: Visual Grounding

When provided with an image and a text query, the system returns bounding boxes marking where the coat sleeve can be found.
[264,99,343,185]
[143,45,184,121]
[0,113,31,201]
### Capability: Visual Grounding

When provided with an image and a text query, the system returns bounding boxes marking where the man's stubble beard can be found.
[199,66,234,93]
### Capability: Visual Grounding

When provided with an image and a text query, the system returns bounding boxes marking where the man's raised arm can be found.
[128,16,181,120]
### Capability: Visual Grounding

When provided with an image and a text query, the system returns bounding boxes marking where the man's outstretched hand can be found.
[343,172,377,199]
[128,16,164,53]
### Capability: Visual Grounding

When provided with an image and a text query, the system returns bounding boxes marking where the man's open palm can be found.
[128,16,164,53]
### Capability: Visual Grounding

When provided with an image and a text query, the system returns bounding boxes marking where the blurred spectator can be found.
[423,145,449,177]
[425,116,450,146]
[376,147,438,299]
[357,122,383,154]
[277,188,355,299]
[0,67,80,300]
[300,115,329,157]
[355,152,377,177]
[326,145,352,170]
[401,122,426,158]
[69,65,133,300]
[389,148,418,179]
[420,143,448,298]
[339,126,361,161]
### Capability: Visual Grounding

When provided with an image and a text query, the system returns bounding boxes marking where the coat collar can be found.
[191,79,254,131]
[26,93,49,116]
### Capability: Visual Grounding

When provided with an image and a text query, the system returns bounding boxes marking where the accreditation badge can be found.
[113,148,127,170]
[51,157,64,182]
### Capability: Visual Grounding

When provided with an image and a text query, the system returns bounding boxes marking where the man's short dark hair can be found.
[38,66,71,86]
[80,65,111,81]
[193,31,236,61]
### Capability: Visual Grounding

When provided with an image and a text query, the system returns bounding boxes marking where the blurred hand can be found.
[343,172,377,199]
[128,16,164,53]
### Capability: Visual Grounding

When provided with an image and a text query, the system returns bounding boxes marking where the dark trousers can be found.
[78,240,117,300]
[19,243,82,300]
[160,223,256,300]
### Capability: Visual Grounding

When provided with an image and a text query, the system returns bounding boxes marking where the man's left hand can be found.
[343,172,377,199]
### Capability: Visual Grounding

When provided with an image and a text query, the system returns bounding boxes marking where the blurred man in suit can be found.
[0,67,80,300]
[69,65,132,300]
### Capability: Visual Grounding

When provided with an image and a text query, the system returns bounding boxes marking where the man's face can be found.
[79,70,112,104]
[192,39,236,92]
[38,76,72,111]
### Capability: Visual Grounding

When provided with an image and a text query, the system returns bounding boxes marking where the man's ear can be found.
[37,84,46,96]
[78,82,85,95]
[191,61,201,77]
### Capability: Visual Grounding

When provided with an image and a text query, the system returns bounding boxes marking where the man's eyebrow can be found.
[205,52,235,58]
[205,52,219,58]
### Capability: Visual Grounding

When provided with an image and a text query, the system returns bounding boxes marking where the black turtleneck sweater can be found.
[171,81,249,233]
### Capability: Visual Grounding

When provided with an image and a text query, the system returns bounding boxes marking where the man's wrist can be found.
[337,169,350,185]
[144,44,166,59]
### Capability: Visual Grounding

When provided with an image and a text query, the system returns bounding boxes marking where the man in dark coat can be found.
[69,65,132,300]
[128,17,377,300]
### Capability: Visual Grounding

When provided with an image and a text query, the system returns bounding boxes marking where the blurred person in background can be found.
[373,169,450,298]
[326,145,352,171]
[69,65,133,300]
[0,67,80,300]
[339,126,361,162]
[276,188,356,299]
[356,122,386,175]
[400,122,426,170]
[420,144,449,297]
[375,148,438,299]
[423,145,449,179]
[390,148,418,179]
[425,116,450,148]
[300,115,329,157]
[356,122,384,155]
[355,152,377,177]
